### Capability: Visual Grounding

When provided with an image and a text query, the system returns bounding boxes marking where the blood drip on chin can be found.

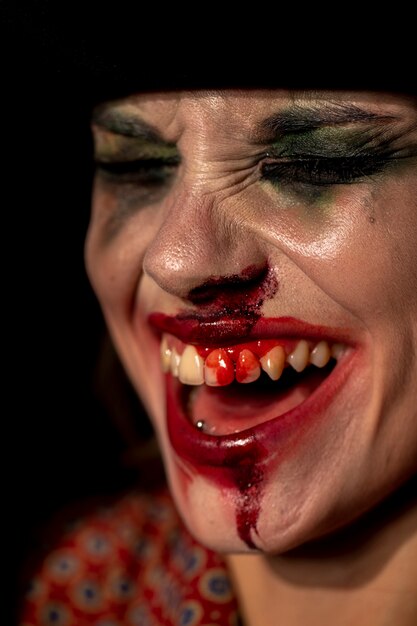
[193,433,267,550]
[233,458,264,549]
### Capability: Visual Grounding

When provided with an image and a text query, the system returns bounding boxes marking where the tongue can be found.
[189,369,327,436]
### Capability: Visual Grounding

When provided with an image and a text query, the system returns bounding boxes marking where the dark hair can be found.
[10,4,417,108]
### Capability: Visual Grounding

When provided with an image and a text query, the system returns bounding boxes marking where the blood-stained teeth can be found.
[236,349,261,383]
[287,340,309,372]
[260,346,286,380]
[160,334,346,386]
[205,349,234,387]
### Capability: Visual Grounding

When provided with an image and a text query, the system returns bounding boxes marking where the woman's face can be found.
[86,90,417,553]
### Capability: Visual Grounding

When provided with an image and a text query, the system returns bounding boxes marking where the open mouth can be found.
[148,313,359,472]
[160,334,345,437]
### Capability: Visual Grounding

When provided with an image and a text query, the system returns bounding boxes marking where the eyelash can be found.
[95,157,180,184]
[261,155,390,187]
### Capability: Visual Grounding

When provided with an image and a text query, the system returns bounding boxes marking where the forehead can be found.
[93,89,415,142]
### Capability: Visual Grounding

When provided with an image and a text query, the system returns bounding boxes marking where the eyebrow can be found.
[257,102,397,139]
[93,101,399,150]
[92,107,165,143]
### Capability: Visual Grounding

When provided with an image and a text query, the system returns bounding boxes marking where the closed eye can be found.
[95,156,181,185]
[261,155,392,187]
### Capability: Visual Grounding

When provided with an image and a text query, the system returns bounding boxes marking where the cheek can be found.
[85,186,168,421]
[318,184,417,321]
[85,186,160,314]
[257,181,417,322]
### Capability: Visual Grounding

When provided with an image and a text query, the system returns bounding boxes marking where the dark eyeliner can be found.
[95,155,180,184]
[261,154,393,186]
[260,123,412,188]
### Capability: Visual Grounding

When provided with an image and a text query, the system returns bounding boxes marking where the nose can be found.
[143,184,267,303]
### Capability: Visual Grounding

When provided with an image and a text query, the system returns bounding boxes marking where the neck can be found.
[227,477,417,626]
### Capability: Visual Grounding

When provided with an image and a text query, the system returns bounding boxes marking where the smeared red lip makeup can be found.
[148,313,360,548]
[148,313,354,345]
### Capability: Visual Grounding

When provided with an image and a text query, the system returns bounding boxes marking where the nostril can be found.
[186,264,277,312]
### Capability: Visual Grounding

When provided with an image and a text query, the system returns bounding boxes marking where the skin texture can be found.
[85,90,417,624]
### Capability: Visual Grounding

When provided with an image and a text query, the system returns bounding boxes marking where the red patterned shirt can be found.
[19,488,241,626]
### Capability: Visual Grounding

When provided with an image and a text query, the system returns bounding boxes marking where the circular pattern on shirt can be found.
[71,579,104,613]
[78,529,115,562]
[179,600,203,626]
[39,601,72,626]
[147,500,172,524]
[44,549,81,584]
[182,546,205,579]
[114,520,137,547]
[198,568,234,604]
[107,572,137,603]
[172,539,206,579]
[133,536,155,561]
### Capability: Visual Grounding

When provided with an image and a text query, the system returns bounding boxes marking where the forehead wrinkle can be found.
[127,90,273,147]
[166,94,273,164]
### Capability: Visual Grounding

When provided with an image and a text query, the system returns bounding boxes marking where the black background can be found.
[4,10,139,622]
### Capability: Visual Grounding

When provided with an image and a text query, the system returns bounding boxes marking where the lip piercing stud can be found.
[195,420,205,431]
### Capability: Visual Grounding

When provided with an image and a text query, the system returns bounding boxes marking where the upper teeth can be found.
[178,345,205,385]
[160,335,344,387]
[205,349,235,386]
[287,339,310,373]
[259,345,285,381]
